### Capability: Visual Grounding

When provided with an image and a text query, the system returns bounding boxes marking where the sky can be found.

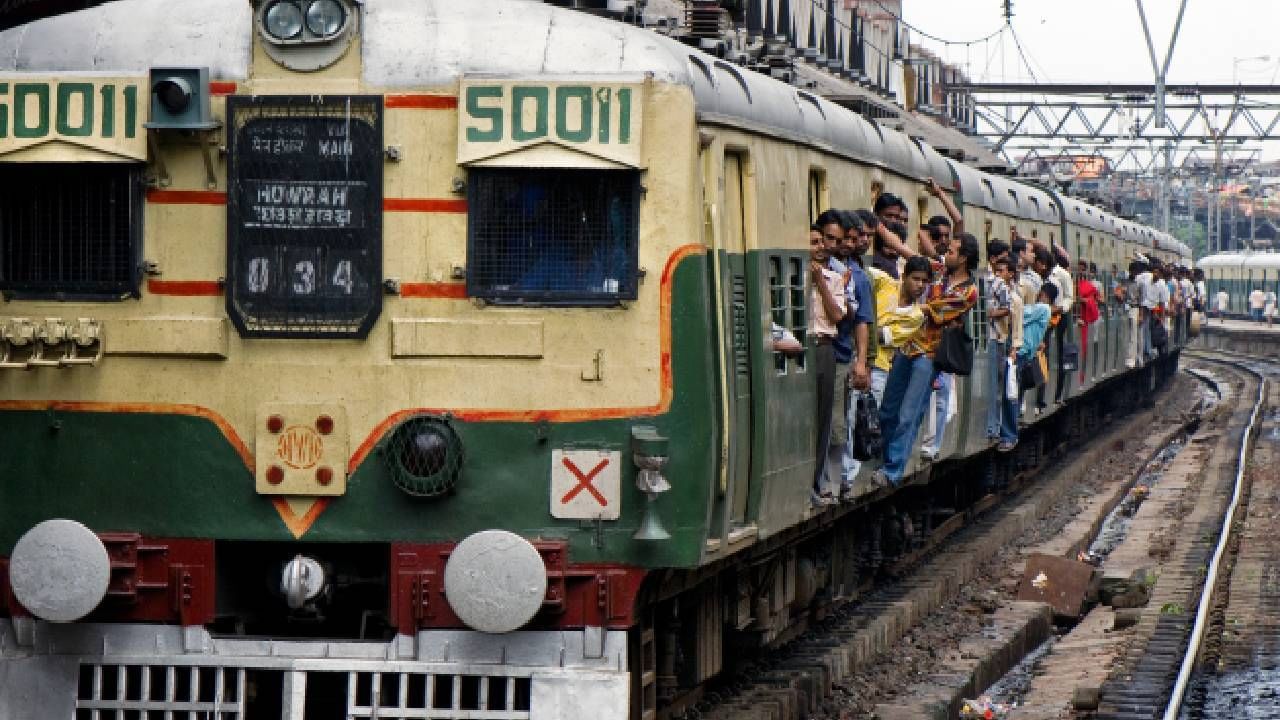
[901,1,1280,86]
[901,1,1280,163]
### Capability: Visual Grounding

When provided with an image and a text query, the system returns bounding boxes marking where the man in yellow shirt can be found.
[866,257,931,405]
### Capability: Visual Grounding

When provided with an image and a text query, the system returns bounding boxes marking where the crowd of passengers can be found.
[783,184,1206,507]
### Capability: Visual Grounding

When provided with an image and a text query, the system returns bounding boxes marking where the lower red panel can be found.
[390,541,647,632]
[0,535,215,626]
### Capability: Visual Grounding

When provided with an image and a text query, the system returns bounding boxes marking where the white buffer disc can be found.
[444,530,547,634]
[9,519,111,623]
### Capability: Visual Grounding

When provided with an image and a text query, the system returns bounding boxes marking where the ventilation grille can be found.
[0,163,142,300]
[76,664,245,719]
[347,671,532,719]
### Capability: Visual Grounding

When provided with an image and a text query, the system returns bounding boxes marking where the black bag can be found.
[1150,314,1169,351]
[1060,341,1080,372]
[1019,351,1048,390]
[932,326,974,376]
[850,391,882,461]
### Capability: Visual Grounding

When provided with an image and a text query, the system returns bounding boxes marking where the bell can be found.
[633,495,671,541]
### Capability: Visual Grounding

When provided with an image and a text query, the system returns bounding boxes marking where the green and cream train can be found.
[0,1,1190,717]
[1198,251,1280,316]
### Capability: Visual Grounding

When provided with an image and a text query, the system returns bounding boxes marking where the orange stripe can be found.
[401,282,467,299]
[384,198,468,213]
[0,400,253,472]
[147,189,228,205]
[385,94,457,109]
[209,82,237,96]
[147,279,223,296]
[346,243,705,472]
[270,498,332,539]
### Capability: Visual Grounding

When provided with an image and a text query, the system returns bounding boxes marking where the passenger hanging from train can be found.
[868,255,932,406]
[835,211,877,500]
[1018,283,1056,419]
[808,222,848,507]
[812,210,872,504]
[1076,260,1102,383]
[874,192,909,227]
[874,220,912,279]
[918,179,964,461]
[988,254,1018,448]
[1047,245,1076,405]
[1028,246,1057,415]
[871,234,979,489]
[985,247,1022,451]
[920,177,965,256]
[1129,257,1153,367]
[1011,234,1042,307]
[1149,264,1171,357]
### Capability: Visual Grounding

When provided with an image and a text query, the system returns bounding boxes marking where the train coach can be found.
[1199,251,1280,317]
[0,1,1189,718]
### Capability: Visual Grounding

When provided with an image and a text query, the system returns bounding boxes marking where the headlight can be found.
[305,0,346,37]
[384,415,464,498]
[264,0,304,40]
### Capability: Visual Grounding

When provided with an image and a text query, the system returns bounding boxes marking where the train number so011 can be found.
[464,84,634,145]
[0,82,139,139]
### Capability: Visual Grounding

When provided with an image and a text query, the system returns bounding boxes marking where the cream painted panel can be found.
[391,318,543,358]
[103,317,228,358]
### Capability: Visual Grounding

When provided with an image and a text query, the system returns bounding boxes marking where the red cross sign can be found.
[560,457,610,506]
[550,449,621,520]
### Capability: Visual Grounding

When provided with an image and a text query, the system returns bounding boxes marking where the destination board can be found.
[226,96,383,338]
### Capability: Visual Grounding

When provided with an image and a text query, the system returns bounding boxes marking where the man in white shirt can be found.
[1250,287,1266,322]
[1217,288,1230,323]
[1045,246,1075,403]
[1132,259,1155,366]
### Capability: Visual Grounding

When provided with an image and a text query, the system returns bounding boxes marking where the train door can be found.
[718,151,754,530]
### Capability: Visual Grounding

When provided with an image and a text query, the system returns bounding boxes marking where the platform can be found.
[1192,317,1280,355]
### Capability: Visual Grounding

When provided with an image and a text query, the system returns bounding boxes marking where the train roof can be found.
[0,0,1173,248]
[1198,253,1245,269]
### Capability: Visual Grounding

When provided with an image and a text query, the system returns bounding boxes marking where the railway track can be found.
[1093,351,1275,720]
[664,369,1211,720]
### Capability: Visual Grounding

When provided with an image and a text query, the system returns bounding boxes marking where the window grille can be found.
[466,168,639,305]
[0,162,143,300]
[768,255,806,374]
[226,95,383,338]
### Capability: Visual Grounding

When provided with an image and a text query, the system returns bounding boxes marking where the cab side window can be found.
[467,168,640,305]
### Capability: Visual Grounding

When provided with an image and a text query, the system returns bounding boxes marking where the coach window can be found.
[466,168,640,305]
[0,163,143,300]
[808,169,827,225]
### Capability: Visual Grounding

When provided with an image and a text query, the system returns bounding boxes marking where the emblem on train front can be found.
[277,425,324,469]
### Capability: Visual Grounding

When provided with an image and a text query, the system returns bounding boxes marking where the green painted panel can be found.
[0,255,720,569]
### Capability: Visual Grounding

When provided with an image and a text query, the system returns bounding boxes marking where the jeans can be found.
[924,373,951,455]
[878,353,937,483]
[813,342,837,493]
[1253,308,1264,322]
[996,353,1019,444]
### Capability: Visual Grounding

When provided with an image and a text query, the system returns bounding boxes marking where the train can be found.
[1198,251,1280,316]
[0,1,1192,718]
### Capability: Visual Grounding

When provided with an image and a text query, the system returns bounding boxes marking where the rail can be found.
[1162,353,1268,720]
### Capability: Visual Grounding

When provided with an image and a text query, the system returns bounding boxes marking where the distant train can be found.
[1198,251,1280,315]
[0,1,1190,718]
